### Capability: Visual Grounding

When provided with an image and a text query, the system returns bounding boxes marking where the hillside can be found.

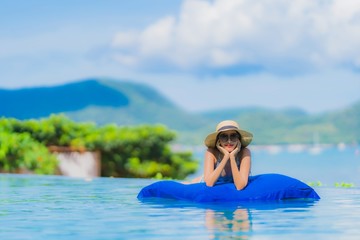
[64,79,208,132]
[1,78,359,145]
[198,102,360,145]
[0,78,207,134]
[0,80,129,119]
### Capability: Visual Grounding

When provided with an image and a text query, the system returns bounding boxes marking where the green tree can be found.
[0,115,198,179]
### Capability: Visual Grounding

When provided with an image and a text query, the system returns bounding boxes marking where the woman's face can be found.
[218,130,241,152]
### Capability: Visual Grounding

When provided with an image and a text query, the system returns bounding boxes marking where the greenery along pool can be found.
[1,173,360,239]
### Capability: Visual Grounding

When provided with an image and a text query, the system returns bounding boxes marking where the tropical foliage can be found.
[0,131,58,174]
[0,115,198,179]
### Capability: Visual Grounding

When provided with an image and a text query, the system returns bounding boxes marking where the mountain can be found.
[1,78,359,145]
[0,79,207,133]
[0,80,129,119]
[199,102,360,145]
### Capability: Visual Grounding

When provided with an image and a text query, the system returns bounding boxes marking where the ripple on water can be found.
[1,174,360,239]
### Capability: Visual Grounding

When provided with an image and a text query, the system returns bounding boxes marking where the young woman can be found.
[202,120,253,190]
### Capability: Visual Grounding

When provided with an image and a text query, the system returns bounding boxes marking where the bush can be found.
[0,131,58,174]
[0,115,198,179]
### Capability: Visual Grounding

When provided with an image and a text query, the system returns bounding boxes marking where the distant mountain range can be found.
[1,78,359,145]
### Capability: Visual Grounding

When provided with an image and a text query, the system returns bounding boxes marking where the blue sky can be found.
[1,0,359,113]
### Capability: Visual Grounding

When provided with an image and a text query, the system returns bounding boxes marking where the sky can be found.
[1,0,359,113]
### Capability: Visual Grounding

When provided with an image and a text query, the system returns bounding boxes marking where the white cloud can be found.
[139,16,175,56]
[112,31,139,48]
[111,0,360,74]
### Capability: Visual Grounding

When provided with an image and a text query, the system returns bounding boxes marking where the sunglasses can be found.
[218,133,240,143]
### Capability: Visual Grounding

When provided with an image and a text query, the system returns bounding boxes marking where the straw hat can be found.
[204,120,253,148]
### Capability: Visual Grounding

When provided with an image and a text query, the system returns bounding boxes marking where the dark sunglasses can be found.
[218,133,240,142]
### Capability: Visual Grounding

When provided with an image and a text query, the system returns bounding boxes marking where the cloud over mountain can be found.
[112,0,360,75]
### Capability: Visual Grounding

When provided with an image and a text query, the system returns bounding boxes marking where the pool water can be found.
[1,173,360,239]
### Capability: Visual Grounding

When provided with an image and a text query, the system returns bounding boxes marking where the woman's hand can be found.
[229,142,240,159]
[216,140,229,160]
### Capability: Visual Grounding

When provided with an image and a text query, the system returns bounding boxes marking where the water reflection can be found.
[205,207,252,239]
[203,200,319,239]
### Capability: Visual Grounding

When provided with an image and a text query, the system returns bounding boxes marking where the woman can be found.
[202,120,253,190]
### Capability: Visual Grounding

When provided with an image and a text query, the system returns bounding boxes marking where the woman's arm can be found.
[230,147,251,190]
[203,148,229,187]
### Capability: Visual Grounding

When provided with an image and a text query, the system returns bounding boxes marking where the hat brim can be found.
[204,129,253,148]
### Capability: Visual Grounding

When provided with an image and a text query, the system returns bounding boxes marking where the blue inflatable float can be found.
[137,174,320,202]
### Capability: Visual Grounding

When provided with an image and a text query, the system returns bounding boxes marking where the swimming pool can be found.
[1,173,360,239]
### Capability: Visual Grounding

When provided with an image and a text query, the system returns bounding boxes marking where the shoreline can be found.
[171,142,360,156]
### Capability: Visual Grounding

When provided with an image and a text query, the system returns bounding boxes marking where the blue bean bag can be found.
[137,173,320,202]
